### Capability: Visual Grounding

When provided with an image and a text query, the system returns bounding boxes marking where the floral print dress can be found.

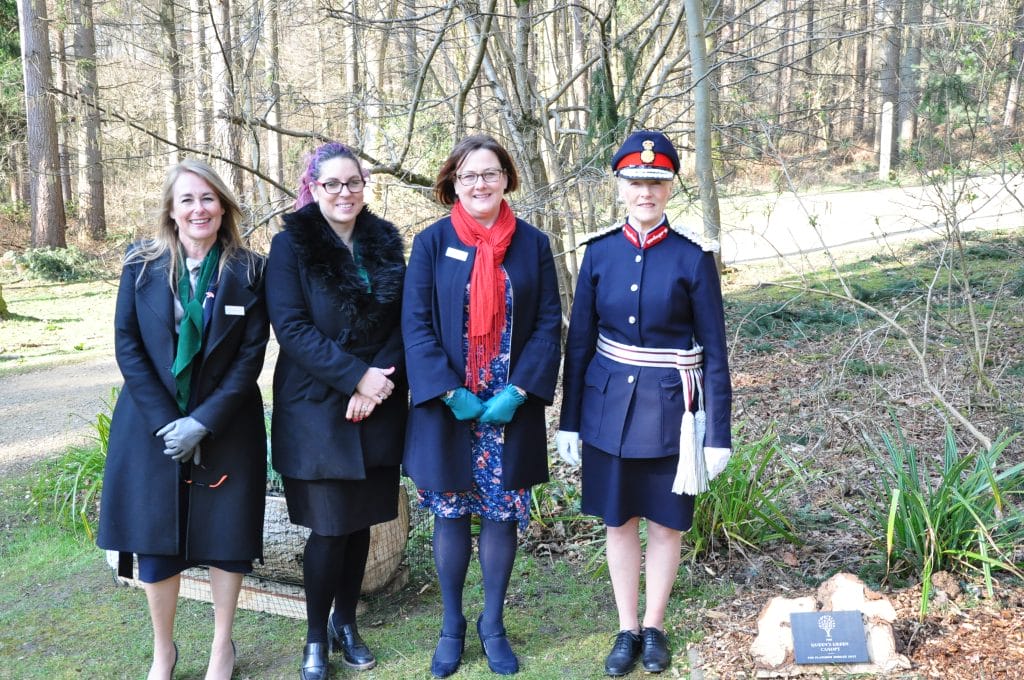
[418,271,531,531]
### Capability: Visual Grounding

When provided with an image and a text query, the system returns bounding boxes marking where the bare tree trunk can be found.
[159,0,185,162]
[898,0,922,154]
[684,0,723,270]
[344,0,361,143]
[775,0,795,125]
[18,0,67,247]
[190,0,212,149]
[264,0,283,187]
[877,0,901,170]
[854,0,870,136]
[1003,0,1024,128]
[72,0,106,240]
[210,0,241,193]
[53,23,73,209]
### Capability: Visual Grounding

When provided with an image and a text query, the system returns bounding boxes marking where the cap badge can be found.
[639,139,656,164]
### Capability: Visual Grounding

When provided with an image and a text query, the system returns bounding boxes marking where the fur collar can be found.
[282,203,405,339]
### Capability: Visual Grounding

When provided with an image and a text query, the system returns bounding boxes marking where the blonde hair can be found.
[127,160,247,288]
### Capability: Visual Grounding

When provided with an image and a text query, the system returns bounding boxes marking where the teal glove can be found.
[479,385,527,425]
[442,387,486,421]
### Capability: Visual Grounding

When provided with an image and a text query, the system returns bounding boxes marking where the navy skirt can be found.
[283,465,400,536]
[581,444,695,531]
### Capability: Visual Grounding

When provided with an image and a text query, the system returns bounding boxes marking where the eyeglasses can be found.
[316,178,366,194]
[456,169,504,186]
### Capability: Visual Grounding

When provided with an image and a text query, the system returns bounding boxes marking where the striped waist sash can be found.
[594,333,710,496]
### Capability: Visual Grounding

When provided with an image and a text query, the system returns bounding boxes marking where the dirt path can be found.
[0,341,278,476]
[0,358,121,475]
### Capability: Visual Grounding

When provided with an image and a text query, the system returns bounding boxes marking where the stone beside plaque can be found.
[749,572,912,677]
[790,610,870,664]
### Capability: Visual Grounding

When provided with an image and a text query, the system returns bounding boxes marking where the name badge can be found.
[224,305,246,316]
[445,246,469,261]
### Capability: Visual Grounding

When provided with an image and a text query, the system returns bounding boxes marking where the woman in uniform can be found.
[557,130,732,676]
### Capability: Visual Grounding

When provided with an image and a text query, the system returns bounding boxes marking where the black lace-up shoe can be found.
[641,627,671,673]
[604,630,642,676]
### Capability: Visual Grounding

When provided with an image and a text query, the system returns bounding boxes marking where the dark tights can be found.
[302,528,371,644]
[433,515,518,637]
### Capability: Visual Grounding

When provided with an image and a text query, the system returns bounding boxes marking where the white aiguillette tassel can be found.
[672,410,710,495]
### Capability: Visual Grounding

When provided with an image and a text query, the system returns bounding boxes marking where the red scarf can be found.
[450,199,517,388]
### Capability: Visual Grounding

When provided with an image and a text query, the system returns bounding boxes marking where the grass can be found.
[726,230,1024,341]
[0,272,118,375]
[1,459,737,679]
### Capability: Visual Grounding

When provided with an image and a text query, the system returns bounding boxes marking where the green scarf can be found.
[171,243,221,413]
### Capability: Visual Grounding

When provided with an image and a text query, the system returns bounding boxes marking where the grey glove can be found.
[175,443,202,466]
[156,416,209,463]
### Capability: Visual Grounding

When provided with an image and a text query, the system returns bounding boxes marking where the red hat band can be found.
[615,151,674,173]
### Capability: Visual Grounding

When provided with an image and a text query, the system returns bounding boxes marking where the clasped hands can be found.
[442,385,526,425]
[157,416,209,465]
[347,366,396,422]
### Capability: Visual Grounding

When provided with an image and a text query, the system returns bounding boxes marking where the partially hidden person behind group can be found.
[402,134,562,677]
[97,159,270,680]
[266,142,408,680]
[557,130,733,676]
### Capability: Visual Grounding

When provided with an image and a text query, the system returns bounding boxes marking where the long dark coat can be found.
[560,221,732,458]
[97,245,269,563]
[266,204,407,481]
[401,216,562,492]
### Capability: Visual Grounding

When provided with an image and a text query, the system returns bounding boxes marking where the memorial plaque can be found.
[791,610,870,664]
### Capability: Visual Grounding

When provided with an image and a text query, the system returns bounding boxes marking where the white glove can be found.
[555,431,581,466]
[705,447,731,481]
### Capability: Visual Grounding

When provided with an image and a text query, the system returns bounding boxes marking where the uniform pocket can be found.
[659,373,685,452]
[580,362,610,439]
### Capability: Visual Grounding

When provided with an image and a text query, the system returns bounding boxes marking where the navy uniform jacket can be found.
[402,216,561,491]
[266,204,408,481]
[98,245,269,561]
[560,221,732,458]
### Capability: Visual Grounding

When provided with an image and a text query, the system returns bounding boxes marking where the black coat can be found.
[97,245,269,562]
[267,204,408,481]
[401,216,562,491]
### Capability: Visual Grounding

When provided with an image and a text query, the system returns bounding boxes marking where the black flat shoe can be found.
[430,622,467,678]
[300,642,329,680]
[476,616,519,675]
[604,630,642,676]
[328,618,376,671]
[641,627,671,673]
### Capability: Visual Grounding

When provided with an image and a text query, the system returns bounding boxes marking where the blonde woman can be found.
[98,160,269,680]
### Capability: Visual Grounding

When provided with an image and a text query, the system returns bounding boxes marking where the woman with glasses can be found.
[402,134,561,677]
[97,159,269,680]
[557,131,732,676]
[266,142,407,679]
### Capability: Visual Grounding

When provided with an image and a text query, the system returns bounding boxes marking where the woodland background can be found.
[9,1,1024,299]
[3,2,1024,676]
